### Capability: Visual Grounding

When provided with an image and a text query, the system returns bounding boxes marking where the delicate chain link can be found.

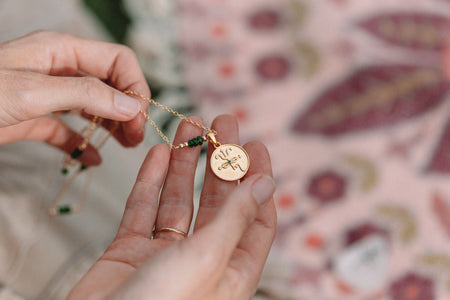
[124,90,216,149]
[79,115,100,150]
[140,109,173,147]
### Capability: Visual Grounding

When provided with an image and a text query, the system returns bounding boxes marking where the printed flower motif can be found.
[255,55,291,81]
[427,118,450,173]
[248,9,282,30]
[345,222,389,246]
[389,272,435,300]
[307,170,347,204]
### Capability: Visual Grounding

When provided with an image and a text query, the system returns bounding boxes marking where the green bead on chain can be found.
[188,136,205,148]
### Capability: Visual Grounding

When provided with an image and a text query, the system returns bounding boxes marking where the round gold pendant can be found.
[210,144,250,181]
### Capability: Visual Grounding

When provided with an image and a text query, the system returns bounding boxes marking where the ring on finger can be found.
[153,227,188,238]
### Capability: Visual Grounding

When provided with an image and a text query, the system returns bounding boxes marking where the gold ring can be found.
[153,227,188,238]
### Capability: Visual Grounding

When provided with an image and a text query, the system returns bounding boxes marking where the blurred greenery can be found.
[82,0,165,97]
[82,0,130,43]
[82,0,195,140]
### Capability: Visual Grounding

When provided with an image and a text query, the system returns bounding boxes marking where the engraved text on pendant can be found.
[210,144,250,181]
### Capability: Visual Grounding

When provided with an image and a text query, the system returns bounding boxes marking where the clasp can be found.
[206,131,221,148]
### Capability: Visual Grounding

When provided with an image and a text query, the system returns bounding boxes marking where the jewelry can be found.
[153,227,188,238]
[47,119,119,216]
[124,90,250,182]
[49,88,249,215]
[60,116,101,174]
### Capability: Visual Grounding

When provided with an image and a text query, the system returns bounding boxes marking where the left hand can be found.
[68,115,277,300]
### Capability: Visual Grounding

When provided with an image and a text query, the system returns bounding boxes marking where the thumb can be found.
[0,70,142,126]
[108,174,276,300]
[193,174,276,263]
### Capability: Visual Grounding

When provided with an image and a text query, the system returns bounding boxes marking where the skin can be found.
[0,31,149,165]
[0,31,277,299]
[69,115,277,299]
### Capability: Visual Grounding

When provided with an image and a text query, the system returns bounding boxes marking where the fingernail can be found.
[114,91,141,116]
[252,175,276,206]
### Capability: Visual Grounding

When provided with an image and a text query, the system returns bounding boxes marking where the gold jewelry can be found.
[48,120,119,216]
[61,116,101,174]
[153,227,188,238]
[50,87,250,216]
[124,90,250,182]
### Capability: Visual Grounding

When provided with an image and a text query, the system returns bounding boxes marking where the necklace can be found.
[48,90,249,215]
[47,119,118,216]
[124,90,250,182]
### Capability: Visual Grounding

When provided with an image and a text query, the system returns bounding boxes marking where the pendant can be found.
[210,144,250,181]
[206,132,250,181]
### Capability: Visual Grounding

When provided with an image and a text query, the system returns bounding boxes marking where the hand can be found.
[0,31,149,166]
[68,115,277,300]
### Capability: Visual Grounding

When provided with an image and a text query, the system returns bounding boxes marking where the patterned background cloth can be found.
[176,1,450,299]
[0,0,450,299]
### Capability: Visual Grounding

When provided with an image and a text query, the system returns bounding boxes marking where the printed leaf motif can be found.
[359,12,450,51]
[293,41,320,78]
[377,205,417,243]
[292,65,450,137]
[420,253,450,270]
[419,253,450,293]
[432,193,450,236]
[342,155,377,191]
[427,120,450,173]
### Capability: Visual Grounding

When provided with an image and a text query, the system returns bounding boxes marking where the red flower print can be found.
[276,193,295,210]
[432,193,450,236]
[307,170,347,204]
[248,9,282,31]
[211,23,227,38]
[255,55,291,81]
[218,62,235,78]
[345,222,389,246]
[389,272,435,300]
[427,118,450,173]
[304,233,324,250]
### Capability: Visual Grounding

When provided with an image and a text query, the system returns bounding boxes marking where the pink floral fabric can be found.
[177,0,450,299]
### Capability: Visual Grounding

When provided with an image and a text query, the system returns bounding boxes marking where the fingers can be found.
[115,144,171,240]
[228,141,277,291]
[0,31,149,95]
[190,173,276,274]
[194,114,240,230]
[0,70,141,127]
[0,116,101,166]
[0,31,150,146]
[109,174,275,300]
[153,117,204,241]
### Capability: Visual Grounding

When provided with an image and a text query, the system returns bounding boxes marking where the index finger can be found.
[0,31,149,146]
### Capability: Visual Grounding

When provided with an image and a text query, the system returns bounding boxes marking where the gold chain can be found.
[79,115,100,150]
[124,90,216,149]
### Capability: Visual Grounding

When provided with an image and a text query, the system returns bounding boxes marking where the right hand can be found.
[0,30,150,165]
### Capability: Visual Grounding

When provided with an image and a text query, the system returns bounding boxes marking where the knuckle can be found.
[118,44,137,58]
[2,71,41,121]
[29,29,57,40]
[169,156,197,176]
[199,193,224,209]
[236,200,259,227]
[81,76,106,100]
[30,29,51,36]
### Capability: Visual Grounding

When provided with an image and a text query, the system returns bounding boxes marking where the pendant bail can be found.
[206,131,221,148]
